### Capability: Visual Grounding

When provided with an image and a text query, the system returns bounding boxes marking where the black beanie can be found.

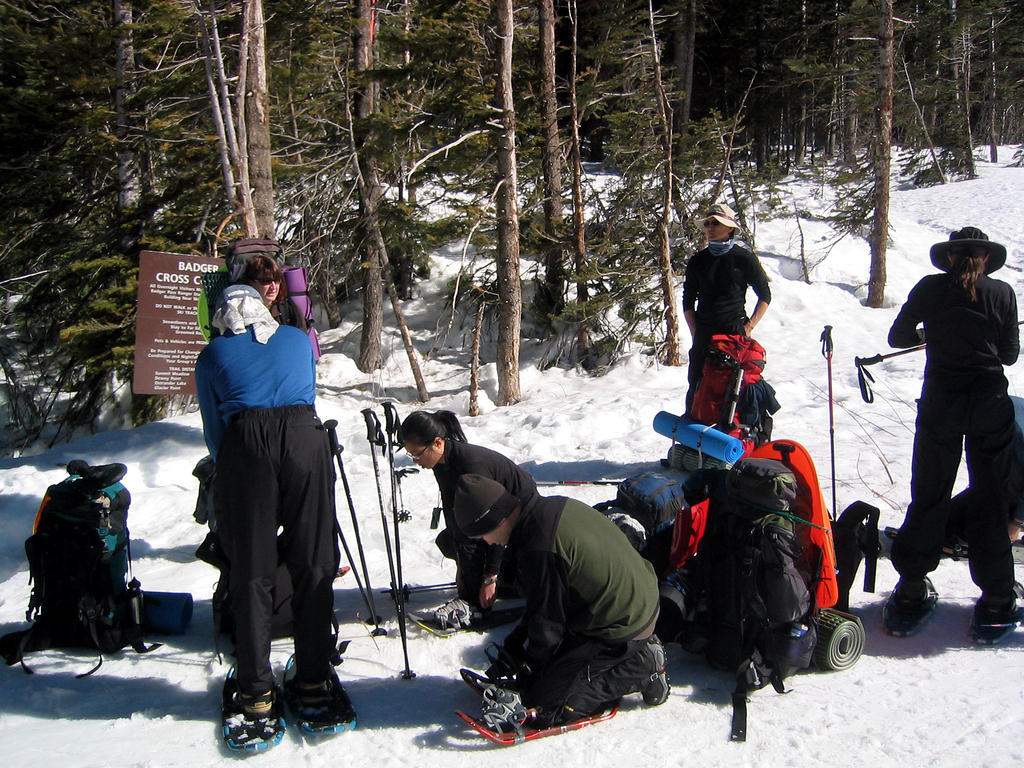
[453,474,520,537]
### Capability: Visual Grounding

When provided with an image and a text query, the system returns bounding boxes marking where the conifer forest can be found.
[1,0,1022,453]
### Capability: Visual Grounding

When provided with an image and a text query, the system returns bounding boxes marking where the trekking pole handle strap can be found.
[820,325,833,358]
[361,408,386,447]
[323,419,343,457]
[383,401,401,441]
[854,358,875,404]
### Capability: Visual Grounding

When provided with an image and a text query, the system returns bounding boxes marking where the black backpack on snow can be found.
[692,457,818,738]
[0,461,155,676]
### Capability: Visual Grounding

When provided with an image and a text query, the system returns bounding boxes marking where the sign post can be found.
[133,250,223,395]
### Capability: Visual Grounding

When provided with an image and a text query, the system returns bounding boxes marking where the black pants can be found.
[216,405,340,697]
[521,631,653,726]
[892,381,1016,600]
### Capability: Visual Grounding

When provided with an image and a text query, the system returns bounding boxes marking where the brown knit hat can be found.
[453,475,520,537]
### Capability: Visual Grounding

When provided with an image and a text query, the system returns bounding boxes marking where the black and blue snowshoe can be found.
[883,578,938,637]
[970,584,1024,646]
[283,657,356,735]
[221,671,286,753]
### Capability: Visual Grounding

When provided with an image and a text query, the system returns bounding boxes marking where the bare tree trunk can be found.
[901,55,947,183]
[113,0,145,261]
[369,223,431,401]
[113,0,139,216]
[567,0,592,366]
[194,0,238,211]
[350,0,429,399]
[494,0,522,406]
[469,302,484,417]
[648,0,680,366]
[987,11,998,163]
[670,0,696,138]
[867,0,893,309]
[950,1,977,178]
[354,0,383,373]
[234,3,258,235]
[793,0,808,166]
[536,0,565,323]
[243,0,274,236]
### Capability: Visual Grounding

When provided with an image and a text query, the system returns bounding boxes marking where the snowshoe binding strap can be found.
[435,598,473,630]
[480,684,528,740]
[483,641,525,687]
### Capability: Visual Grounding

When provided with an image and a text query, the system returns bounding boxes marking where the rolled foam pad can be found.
[652,411,745,465]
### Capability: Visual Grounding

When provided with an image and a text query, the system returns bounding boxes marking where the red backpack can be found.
[689,334,766,428]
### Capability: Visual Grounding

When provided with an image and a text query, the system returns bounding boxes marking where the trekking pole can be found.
[719,364,744,429]
[533,479,625,487]
[855,320,1024,403]
[820,325,837,519]
[361,407,415,680]
[382,581,458,598]
[853,345,925,404]
[381,401,412,632]
[324,420,386,636]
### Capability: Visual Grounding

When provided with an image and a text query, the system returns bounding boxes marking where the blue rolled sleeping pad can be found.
[652,411,746,465]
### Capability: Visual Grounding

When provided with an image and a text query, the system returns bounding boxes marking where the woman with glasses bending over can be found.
[400,410,539,611]
[681,202,771,411]
[238,253,308,332]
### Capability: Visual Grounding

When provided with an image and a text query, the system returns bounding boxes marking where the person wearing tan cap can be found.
[453,474,669,733]
[884,227,1022,643]
[682,202,772,411]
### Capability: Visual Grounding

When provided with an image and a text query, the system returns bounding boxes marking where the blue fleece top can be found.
[194,324,316,458]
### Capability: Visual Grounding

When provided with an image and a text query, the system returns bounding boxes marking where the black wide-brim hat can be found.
[929,226,1007,274]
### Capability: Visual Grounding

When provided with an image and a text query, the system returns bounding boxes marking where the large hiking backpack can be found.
[689,442,841,740]
[690,334,766,427]
[0,461,155,676]
[196,238,321,358]
[689,334,779,452]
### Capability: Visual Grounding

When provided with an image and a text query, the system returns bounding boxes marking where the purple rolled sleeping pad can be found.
[283,265,321,360]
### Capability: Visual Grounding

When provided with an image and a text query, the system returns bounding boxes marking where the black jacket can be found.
[888,272,1018,390]
[433,440,539,574]
[682,243,772,330]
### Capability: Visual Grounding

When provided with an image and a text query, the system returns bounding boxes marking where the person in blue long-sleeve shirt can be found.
[194,283,346,746]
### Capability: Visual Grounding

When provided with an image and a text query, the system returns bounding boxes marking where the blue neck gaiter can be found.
[707,239,734,256]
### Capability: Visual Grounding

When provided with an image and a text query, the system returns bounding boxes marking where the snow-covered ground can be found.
[2,151,1024,767]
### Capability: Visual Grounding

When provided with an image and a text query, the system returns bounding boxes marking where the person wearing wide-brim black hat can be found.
[885,226,1022,642]
[453,474,669,731]
[928,226,1008,273]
